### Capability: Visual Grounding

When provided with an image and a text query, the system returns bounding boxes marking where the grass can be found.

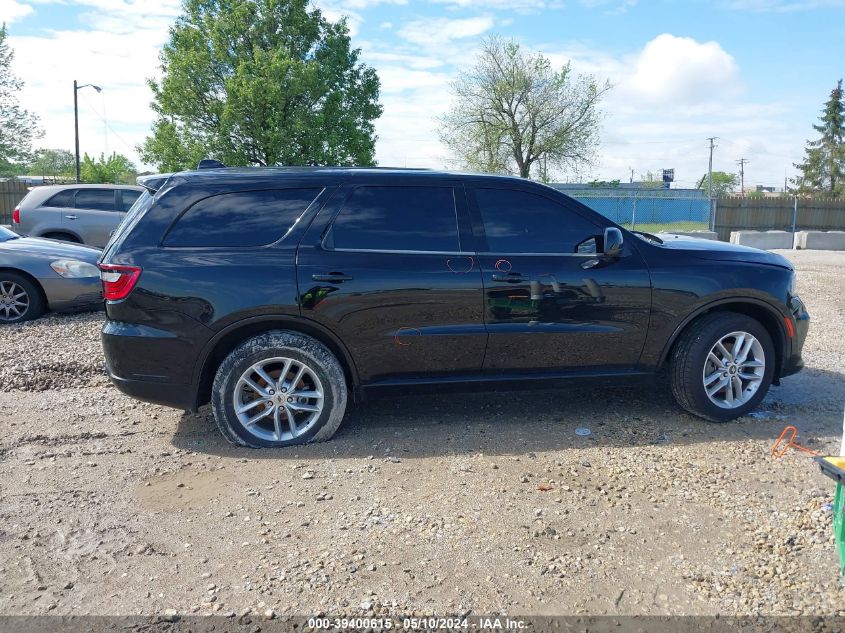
[619,221,710,233]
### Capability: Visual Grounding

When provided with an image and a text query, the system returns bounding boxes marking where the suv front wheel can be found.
[211,331,348,447]
[670,312,775,421]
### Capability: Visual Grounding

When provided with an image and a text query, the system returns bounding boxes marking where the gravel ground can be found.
[0,249,843,617]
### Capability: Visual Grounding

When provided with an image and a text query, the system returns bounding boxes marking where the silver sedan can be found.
[0,226,103,323]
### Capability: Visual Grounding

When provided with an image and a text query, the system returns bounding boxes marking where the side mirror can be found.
[603,227,624,257]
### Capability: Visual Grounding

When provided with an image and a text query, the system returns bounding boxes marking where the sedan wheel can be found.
[0,280,30,322]
[0,273,44,324]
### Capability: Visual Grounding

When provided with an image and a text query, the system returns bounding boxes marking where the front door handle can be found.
[65,215,78,220]
[491,272,526,283]
[311,272,353,283]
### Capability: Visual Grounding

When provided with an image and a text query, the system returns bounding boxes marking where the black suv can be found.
[100,167,809,448]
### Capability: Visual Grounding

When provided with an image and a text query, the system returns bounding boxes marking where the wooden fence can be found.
[0,181,30,226]
[713,197,845,241]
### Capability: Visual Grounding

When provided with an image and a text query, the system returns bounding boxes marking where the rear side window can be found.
[164,188,321,248]
[474,188,599,254]
[119,190,141,212]
[45,189,76,207]
[75,189,116,211]
[330,186,460,252]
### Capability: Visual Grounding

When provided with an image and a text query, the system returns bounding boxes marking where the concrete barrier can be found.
[794,230,845,251]
[666,231,718,240]
[730,230,793,250]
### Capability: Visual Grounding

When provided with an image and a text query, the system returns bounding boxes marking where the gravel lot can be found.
[0,249,843,617]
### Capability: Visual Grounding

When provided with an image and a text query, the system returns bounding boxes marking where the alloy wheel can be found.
[233,357,324,442]
[0,281,30,322]
[702,331,766,409]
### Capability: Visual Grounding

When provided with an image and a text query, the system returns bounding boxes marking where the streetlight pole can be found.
[74,80,80,183]
[73,80,102,183]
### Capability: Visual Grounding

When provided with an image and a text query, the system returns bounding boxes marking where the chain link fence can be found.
[566,190,714,234]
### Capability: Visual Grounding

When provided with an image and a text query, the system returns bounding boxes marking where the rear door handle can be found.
[491,273,526,283]
[311,272,353,283]
[65,215,78,220]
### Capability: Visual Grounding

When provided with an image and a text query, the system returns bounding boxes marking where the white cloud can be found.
[370,31,802,186]
[0,0,35,24]
[398,15,495,48]
[9,1,176,168]
[621,33,742,106]
[543,35,799,186]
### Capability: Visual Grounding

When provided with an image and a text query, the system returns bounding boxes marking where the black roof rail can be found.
[197,159,226,169]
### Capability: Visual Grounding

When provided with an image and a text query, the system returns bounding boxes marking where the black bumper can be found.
[102,320,198,410]
[106,371,197,410]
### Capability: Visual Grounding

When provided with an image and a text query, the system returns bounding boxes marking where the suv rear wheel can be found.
[211,330,348,447]
[670,312,775,421]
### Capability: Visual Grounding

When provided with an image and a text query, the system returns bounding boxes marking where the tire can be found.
[0,272,45,324]
[211,330,348,448]
[42,232,81,243]
[670,312,775,422]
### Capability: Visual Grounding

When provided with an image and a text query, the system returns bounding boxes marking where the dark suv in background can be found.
[99,167,809,448]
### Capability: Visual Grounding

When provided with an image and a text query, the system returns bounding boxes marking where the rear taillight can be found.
[98,264,142,301]
[12,207,20,224]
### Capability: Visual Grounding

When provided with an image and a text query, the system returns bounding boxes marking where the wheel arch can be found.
[0,267,48,309]
[658,298,788,380]
[193,315,359,410]
[40,230,83,243]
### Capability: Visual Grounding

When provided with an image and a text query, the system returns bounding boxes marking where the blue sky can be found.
[3,0,844,188]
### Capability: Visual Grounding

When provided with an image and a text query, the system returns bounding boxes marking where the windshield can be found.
[0,226,20,242]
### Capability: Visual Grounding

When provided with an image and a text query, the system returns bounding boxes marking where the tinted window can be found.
[45,189,76,208]
[119,190,141,212]
[331,186,460,252]
[475,188,599,253]
[75,189,116,211]
[164,188,321,248]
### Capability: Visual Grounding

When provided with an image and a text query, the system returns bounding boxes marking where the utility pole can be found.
[74,80,80,183]
[706,137,717,201]
[73,80,102,183]
[736,158,749,194]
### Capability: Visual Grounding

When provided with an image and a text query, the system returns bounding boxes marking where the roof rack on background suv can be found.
[197,159,226,169]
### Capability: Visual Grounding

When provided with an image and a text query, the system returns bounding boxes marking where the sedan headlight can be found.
[50,259,100,278]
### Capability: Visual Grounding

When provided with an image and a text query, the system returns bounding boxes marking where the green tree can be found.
[0,24,41,175]
[439,35,610,179]
[140,0,382,172]
[29,149,75,180]
[80,152,137,184]
[697,171,738,197]
[792,79,845,196]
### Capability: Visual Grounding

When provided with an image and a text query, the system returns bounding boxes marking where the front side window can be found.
[75,189,116,211]
[330,186,460,252]
[163,188,322,248]
[475,188,599,254]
